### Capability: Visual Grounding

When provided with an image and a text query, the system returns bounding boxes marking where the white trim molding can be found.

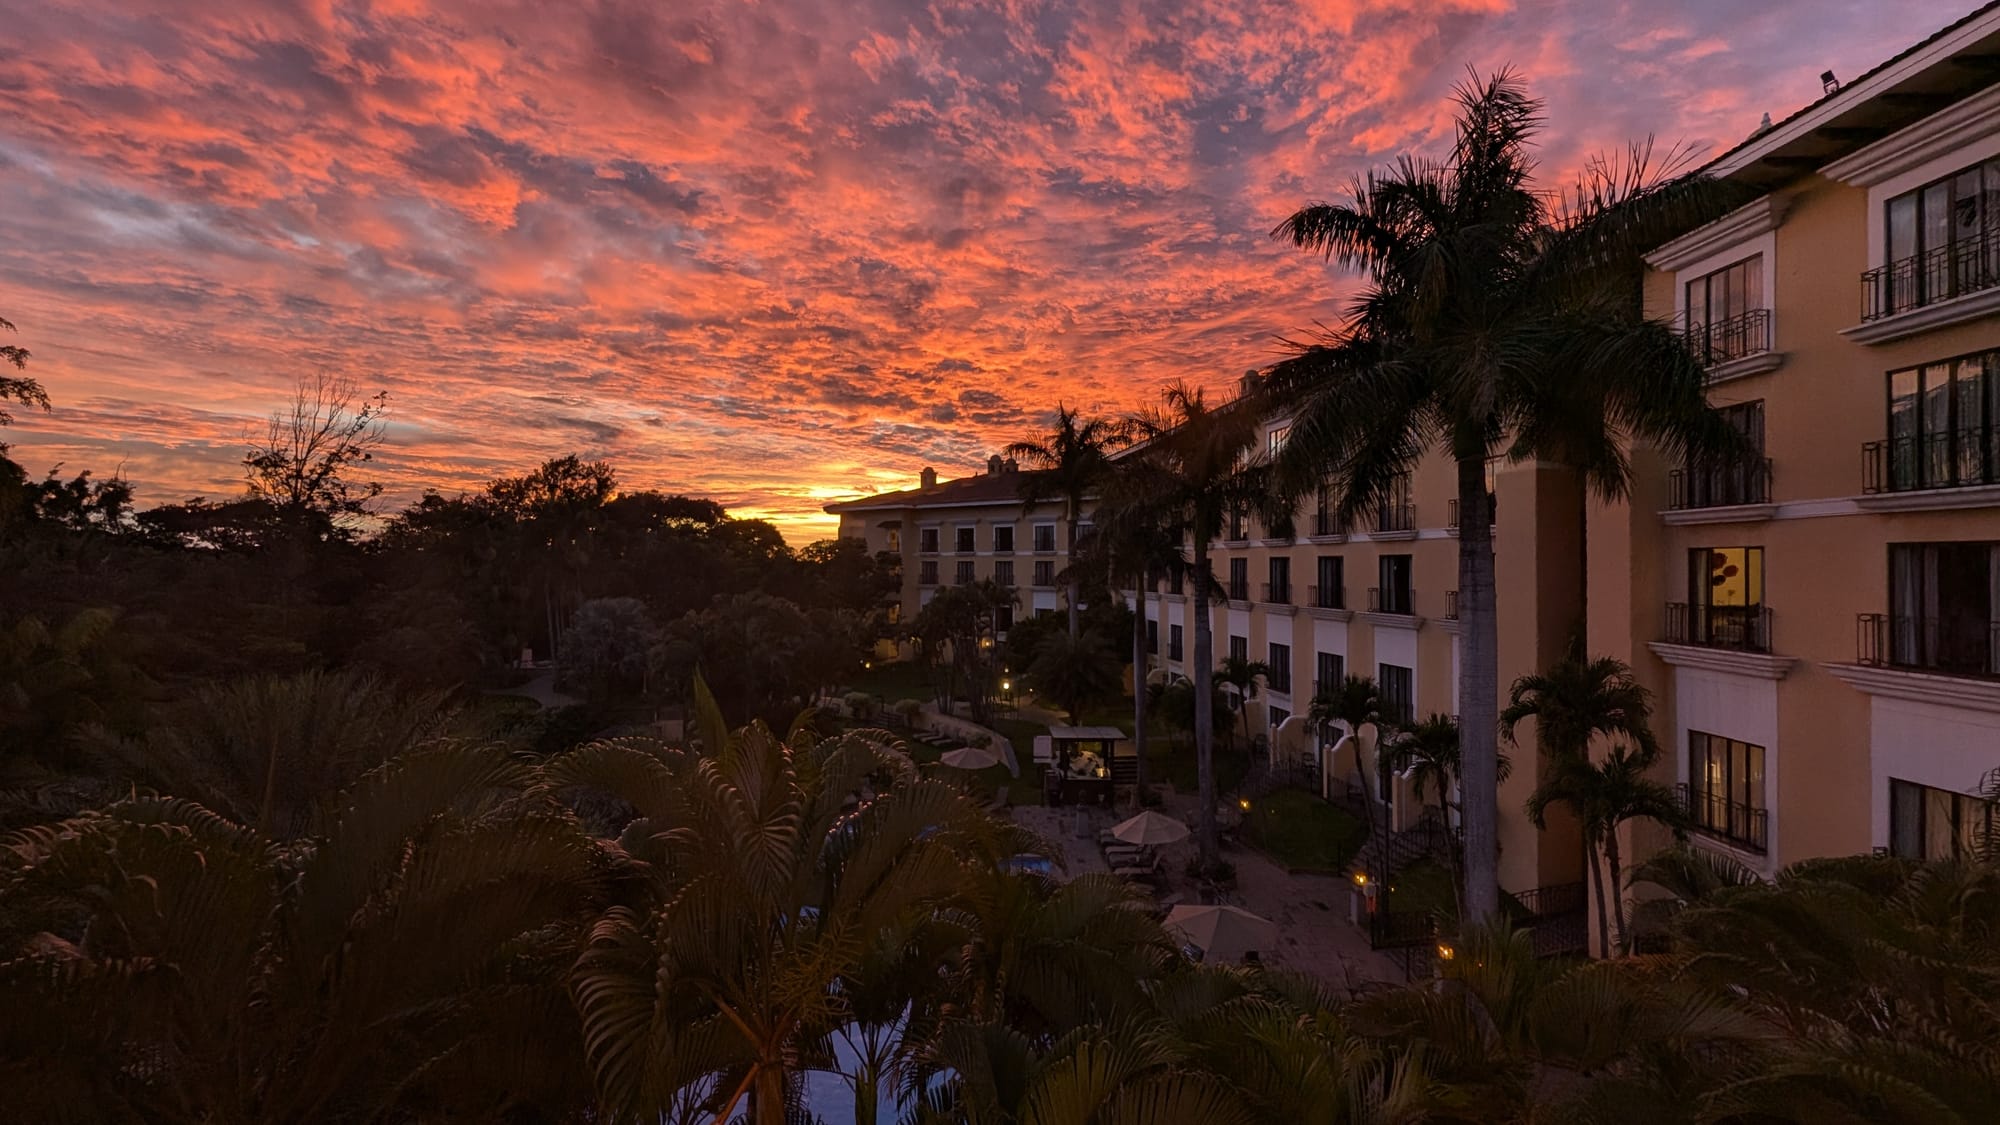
[1854,482,2000,513]
[1824,662,2000,715]
[1304,533,1347,546]
[1842,286,2000,346]
[1822,83,2000,188]
[1359,611,1425,630]
[1264,603,1299,618]
[1644,196,1790,273]
[1437,617,1461,636]
[1705,350,1786,384]
[1364,528,1418,543]
[1659,503,1778,526]
[1304,606,1354,623]
[1648,642,1798,681]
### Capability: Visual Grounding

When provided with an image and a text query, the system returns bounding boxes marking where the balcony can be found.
[1856,613,2000,678]
[1226,579,1250,603]
[1684,309,1777,382]
[1863,232,2000,323]
[1367,586,1415,616]
[1445,495,1493,534]
[1663,602,1772,654]
[1307,584,1343,610]
[1862,434,2000,499]
[1168,641,1184,662]
[1371,499,1415,537]
[1669,457,1772,511]
[1261,580,1292,605]
[1311,510,1341,538]
[1677,783,1768,854]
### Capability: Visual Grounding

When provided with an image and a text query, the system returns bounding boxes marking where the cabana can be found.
[1040,724,1131,806]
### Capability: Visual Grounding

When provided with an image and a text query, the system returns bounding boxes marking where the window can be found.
[1228,635,1247,664]
[1877,349,2000,493]
[1683,256,1767,363]
[993,524,1014,553]
[1267,643,1291,692]
[919,560,939,585]
[886,529,901,553]
[1375,555,1413,614]
[1872,156,2000,319]
[1228,558,1249,601]
[1378,663,1413,726]
[1033,524,1057,553]
[1687,732,1767,852]
[1884,541,1999,675]
[1675,401,1768,509]
[993,560,1015,588]
[1676,546,1767,651]
[1266,557,1290,603]
[1168,624,1183,662]
[1228,506,1248,541]
[1267,424,1290,456]
[1169,569,1185,596]
[1375,474,1413,533]
[955,526,975,553]
[1032,560,1056,587]
[1315,651,1344,698]
[1312,486,1337,537]
[920,527,940,554]
[1315,556,1343,609]
[1146,618,1159,654]
[1890,779,1996,860]
[954,560,975,585]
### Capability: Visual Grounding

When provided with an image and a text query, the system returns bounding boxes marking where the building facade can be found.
[1594,5,2000,879]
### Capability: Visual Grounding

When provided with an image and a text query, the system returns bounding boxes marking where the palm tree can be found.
[1025,629,1119,723]
[1121,382,1265,870]
[1502,651,1667,956]
[1270,73,1744,921]
[1214,653,1272,753]
[1080,484,1189,804]
[555,694,1002,1125]
[1525,741,1685,957]
[0,744,604,1123]
[1380,713,1512,917]
[1006,405,1131,639]
[1308,674,1383,882]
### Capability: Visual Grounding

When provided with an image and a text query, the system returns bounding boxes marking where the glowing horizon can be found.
[0,0,1964,544]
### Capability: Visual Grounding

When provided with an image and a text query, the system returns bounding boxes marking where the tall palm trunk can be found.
[1131,581,1150,804]
[1456,454,1502,922]
[1352,738,1383,892]
[750,1064,786,1125]
[1192,541,1218,867]
[1584,830,1610,960]
[1065,508,1082,639]
[1604,829,1629,956]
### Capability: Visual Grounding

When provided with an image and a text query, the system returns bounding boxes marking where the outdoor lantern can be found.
[1238,798,1251,812]
[1353,872,1368,887]
[1001,679,1011,692]
[1436,942,1456,962]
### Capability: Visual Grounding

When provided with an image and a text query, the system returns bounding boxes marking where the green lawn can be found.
[1242,788,1368,874]
[844,660,935,705]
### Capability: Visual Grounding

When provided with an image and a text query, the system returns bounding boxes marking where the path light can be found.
[1238,797,1251,811]
[1001,679,1011,692]
[1353,872,1368,887]
[1436,942,1455,962]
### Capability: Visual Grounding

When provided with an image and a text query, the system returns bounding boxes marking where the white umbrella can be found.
[939,746,1001,770]
[1111,810,1190,846]
[1164,904,1276,962]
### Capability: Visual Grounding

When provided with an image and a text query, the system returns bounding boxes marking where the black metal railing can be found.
[1862,432,2000,494]
[1308,584,1343,610]
[1863,230,2000,321]
[1368,586,1415,615]
[1669,457,1772,510]
[954,567,974,586]
[919,566,939,586]
[1678,783,1769,853]
[1168,640,1183,662]
[1261,580,1292,605]
[1446,494,1495,530]
[1857,612,2000,677]
[1227,579,1250,602]
[1313,510,1339,537]
[1374,499,1414,534]
[1445,590,1459,620]
[1664,602,1772,653]
[1684,307,1773,367]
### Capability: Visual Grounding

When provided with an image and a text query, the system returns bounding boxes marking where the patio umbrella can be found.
[1111,810,1190,846]
[939,746,1002,770]
[1164,904,1276,962]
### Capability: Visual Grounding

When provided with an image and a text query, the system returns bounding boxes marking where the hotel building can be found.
[1596,3,2000,876]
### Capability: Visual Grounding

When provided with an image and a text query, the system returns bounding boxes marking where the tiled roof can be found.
[824,469,1057,513]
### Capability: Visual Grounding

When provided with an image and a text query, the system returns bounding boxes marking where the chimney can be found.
[919,466,938,489]
[1003,457,1018,473]
[987,454,1004,475]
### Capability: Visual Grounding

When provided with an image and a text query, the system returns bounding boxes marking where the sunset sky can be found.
[0,0,1971,543]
